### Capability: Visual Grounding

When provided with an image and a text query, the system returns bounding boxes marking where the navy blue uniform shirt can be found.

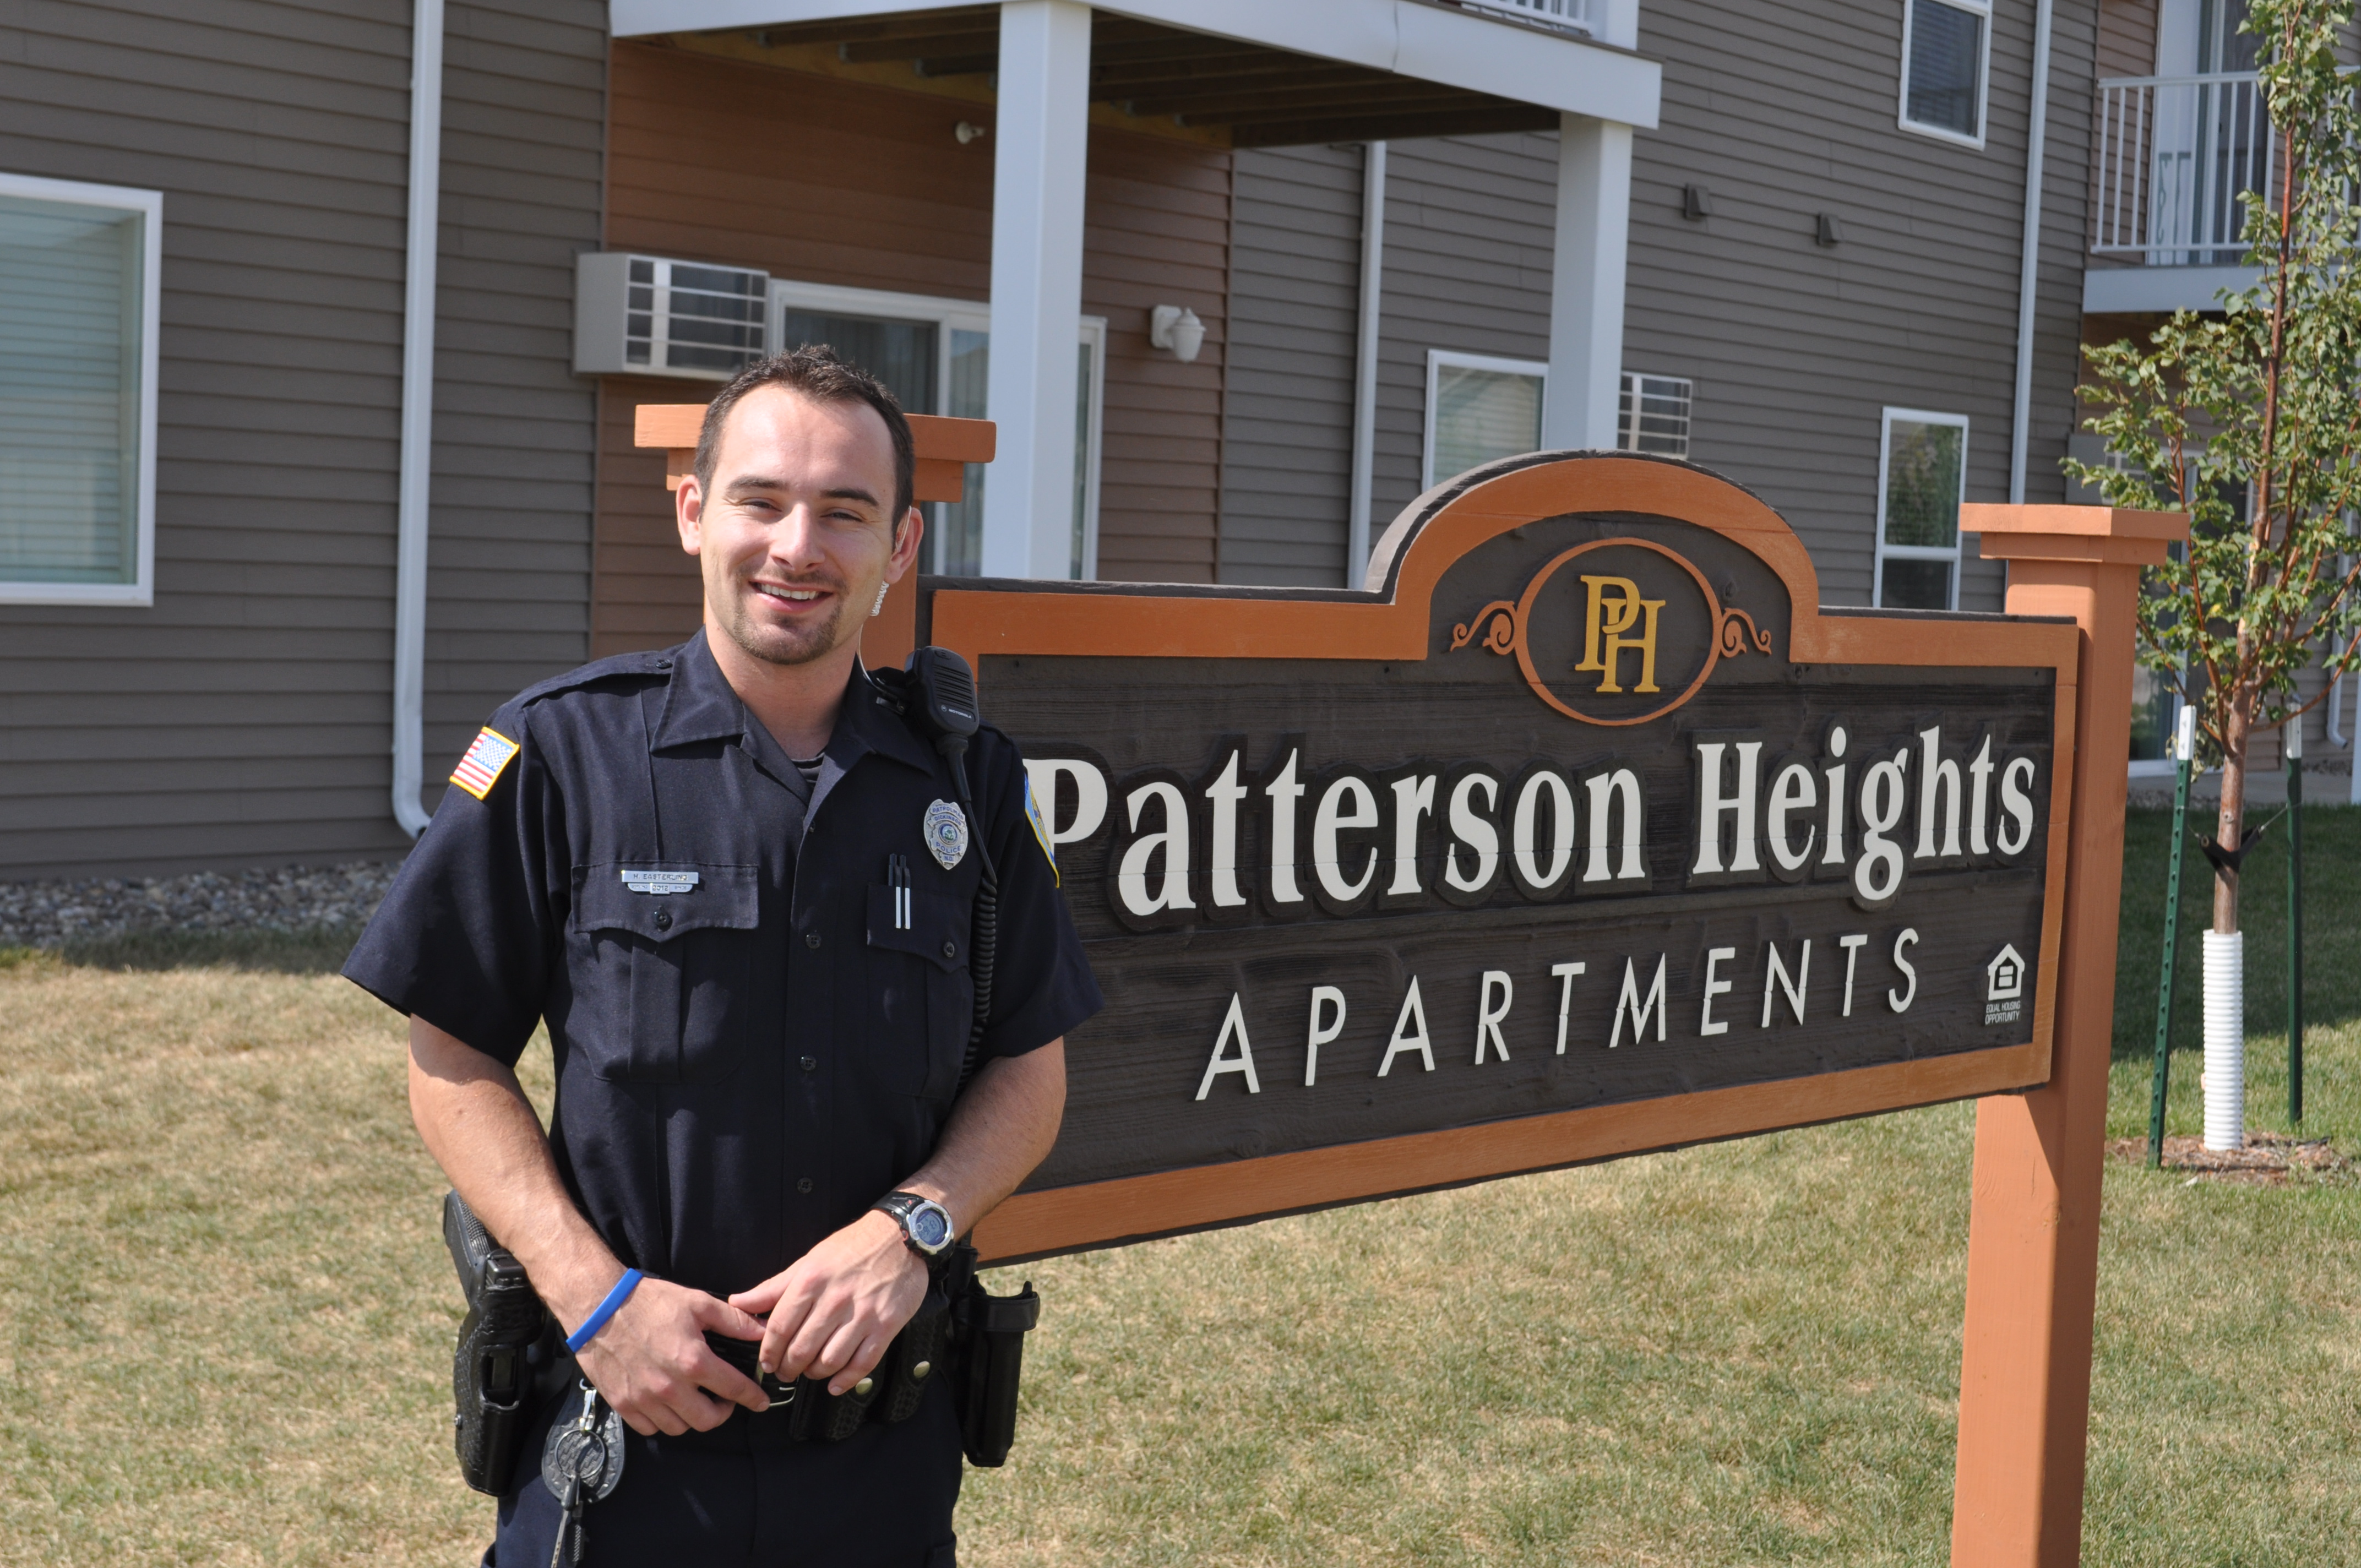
[346,630,1102,1299]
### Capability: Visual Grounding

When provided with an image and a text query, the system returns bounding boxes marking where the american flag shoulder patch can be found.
[450,727,521,801]
[1023,775,1058,886]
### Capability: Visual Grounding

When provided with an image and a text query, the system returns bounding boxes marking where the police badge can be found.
[923,799,970,870]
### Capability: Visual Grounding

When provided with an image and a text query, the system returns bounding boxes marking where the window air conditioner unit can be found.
[575,252,770,379]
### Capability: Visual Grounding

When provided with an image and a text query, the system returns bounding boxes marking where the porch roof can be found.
[607,1,1662,134]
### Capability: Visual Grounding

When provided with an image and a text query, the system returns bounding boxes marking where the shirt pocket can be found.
[864,884,971,1103]
[570,862,762,1084]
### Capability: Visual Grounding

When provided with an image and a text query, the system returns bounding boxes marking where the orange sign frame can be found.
[908,456,2087,1263]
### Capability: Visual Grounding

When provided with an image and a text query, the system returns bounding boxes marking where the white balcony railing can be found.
[2092,72,2273,264]
[1446,0,1597,39]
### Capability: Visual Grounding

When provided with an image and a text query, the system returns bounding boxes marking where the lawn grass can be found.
[1,814,2357,1565]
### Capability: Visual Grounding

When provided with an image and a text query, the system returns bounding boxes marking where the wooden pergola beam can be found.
[1130,78,1478,121]
[1091,50,1339,91]
[836,27,998,64]
[910,50,998,77]
[737,7,995,50]
[1185,91,1485,128]
[1230,102,1561,147]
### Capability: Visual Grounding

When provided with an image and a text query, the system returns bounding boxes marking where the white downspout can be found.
[392,0,444,839]
[2008,0,2057,504]
[1348,140,1386,590]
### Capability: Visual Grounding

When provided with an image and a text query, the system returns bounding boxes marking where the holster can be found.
[941,1243,1041,1468]
[443,1190,568,1495]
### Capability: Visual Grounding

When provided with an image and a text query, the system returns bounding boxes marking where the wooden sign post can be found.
[639,412,2179,1565]
[1950,503,2185,1567]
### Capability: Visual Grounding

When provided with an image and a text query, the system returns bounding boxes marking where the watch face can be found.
[910,1205,951,1249]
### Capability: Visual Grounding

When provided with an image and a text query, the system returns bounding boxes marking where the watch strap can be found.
[871,1191,953,1255]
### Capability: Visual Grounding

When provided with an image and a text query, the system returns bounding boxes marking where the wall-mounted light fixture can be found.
[1150,304,1205,363]
[956,121,988,145]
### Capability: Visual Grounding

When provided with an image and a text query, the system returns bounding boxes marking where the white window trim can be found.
[2126,645,2191,777]
[766,279,1106,579]
[0,171,162,607]
[1423,349,1550,492]
[1896,0,1993,150]
[1076,328,1106,581]
[1873,406,1969,611]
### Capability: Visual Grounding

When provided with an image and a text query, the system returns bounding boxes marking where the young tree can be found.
[2070,0,2361,1144]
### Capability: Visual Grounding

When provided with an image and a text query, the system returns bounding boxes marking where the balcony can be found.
[1439,0,1599,38]
[2086,72,2266,314]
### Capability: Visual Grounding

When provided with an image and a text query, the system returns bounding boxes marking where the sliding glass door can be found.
[769,280,1103,579]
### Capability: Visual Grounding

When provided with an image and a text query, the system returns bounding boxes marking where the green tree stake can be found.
[2151,705,2195,1167]
[2287,718,2304,1124]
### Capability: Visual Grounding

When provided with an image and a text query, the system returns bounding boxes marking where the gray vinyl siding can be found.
[1218,0,2093,607]
[0,0,604,880]
[1620,0,2097,611]
[1217,144,1363,587]
[1368,134,1557,534]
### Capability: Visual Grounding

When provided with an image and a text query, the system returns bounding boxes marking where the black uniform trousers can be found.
[488,1381,963,1567]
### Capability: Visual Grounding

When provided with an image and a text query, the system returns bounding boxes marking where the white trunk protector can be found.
[2203,928,2246,1151]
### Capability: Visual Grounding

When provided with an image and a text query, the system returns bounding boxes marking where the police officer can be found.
[345,346,1101,1566]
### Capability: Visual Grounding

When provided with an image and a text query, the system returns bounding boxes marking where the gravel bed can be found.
[0,861,401,949]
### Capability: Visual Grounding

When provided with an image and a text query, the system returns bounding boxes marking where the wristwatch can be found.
[871,1191,956,1257]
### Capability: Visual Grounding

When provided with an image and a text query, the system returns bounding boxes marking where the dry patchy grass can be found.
[2,809,2359,1564]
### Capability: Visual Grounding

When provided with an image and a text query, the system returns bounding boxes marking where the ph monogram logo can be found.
[1575,575,1664,695]
[1451,536,1772,727]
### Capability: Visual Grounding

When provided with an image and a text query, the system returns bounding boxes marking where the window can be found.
[0,173,159,605]
[1617,372,1693,459]
[1449,0,1598,37]
[769,280,1105,579]
[2128,663,2186,774]
[1898,0,1991,147]
[1874,409,1968,609]
[1424,351,1547,489]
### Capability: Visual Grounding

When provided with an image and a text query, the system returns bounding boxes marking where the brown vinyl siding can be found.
[0,0,605,880]
[1218,144,1363,588]
[591,376,699,660]
[1084,131,1228,585]
[605,42,995,301]
[592,42,1230,653]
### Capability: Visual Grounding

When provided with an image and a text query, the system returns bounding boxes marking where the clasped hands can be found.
[573,1209,928,1438]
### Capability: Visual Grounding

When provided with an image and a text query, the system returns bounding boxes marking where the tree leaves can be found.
[2066,0,2361,781]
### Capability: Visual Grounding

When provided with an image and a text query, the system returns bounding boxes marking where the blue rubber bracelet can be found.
[565,1268,643,1354]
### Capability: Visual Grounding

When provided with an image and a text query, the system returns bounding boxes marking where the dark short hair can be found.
[695,344,916,525]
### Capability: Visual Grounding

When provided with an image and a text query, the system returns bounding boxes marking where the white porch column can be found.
[1542,112,1633,451]
[982,0,1092,579]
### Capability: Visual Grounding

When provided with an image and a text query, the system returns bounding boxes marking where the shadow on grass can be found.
[0,924,363,976]
[2114,801,2361,1060]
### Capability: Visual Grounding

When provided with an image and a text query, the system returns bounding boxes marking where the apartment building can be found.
[0,0,2107,878]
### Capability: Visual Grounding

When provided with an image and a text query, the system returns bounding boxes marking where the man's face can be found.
[677,384,922,669]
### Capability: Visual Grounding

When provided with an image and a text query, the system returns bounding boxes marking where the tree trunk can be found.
[2213,695,2252,933]
[2205,691,2251,1149]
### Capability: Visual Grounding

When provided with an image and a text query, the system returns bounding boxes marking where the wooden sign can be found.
[928,455,2083,1262]
[634,408,2184,1558]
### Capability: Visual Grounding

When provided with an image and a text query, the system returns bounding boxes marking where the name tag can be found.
[621,869,700,895]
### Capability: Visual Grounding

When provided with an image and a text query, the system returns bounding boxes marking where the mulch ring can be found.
[2106,1131,2352,1185]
